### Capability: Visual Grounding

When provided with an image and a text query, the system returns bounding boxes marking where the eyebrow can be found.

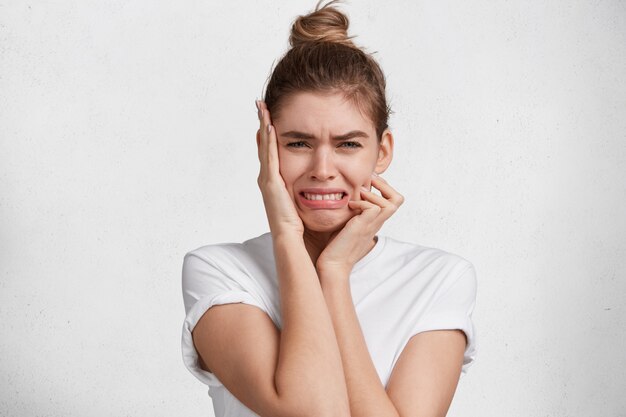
[280,130,370,141]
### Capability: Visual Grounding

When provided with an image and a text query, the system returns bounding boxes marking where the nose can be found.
[309,147,337,181]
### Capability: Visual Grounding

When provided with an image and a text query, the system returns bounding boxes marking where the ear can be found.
[375,128,394,174]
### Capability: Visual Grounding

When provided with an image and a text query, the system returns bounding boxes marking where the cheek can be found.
[277,151,299,187]
[343,158,376,188]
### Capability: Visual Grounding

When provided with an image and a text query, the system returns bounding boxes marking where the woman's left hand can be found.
[316,173,404,278]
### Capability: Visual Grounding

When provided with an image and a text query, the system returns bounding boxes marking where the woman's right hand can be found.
[255,100,305,237]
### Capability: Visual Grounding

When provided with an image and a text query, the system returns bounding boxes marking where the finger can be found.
[256,100,266,133]
[348,200,382,223]
[259,100,272,127]
[360,187,401,216]
[257,102,276,172]
[258,103,281,173]
[255,100,263,120]
[370,175,404,207]
[360,187,391,208]
[256,100,268,164]
[258,101,273,147]
[358,189,398,222]
[266,124,280,174]
[256,128,262,163]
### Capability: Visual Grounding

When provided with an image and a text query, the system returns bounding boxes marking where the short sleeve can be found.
[181,250,268,387]
[412,263,478,374]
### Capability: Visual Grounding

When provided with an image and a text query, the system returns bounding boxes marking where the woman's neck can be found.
[302,228,334,266]
[302,228,378,268]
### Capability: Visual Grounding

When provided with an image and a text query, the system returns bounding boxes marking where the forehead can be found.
[277,91,374,132]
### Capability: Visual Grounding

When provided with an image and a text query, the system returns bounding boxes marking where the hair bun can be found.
[289,0,356,48]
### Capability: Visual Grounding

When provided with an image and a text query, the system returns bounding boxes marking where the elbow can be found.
[307,402,351,417]
[283,406,349,417]
[279,398,350,417]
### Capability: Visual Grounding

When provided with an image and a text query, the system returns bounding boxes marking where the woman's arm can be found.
[191,102,351,417]
[318,270,401,417]
[256,101,351,416]
[272,232,351,416]
[385,330,466,417]
[312,174,402,416]
[316,176,465,417]
[319,273,465,417]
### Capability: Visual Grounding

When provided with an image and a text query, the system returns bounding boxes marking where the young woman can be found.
[181,1,477,416]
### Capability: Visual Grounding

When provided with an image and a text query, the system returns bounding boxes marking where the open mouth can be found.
[300,192,346,201]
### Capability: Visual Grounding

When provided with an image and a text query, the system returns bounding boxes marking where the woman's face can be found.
[273,91,393,233]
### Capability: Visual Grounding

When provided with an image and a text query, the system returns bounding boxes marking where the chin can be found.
[304,223,342,233]
[301,213,351,233]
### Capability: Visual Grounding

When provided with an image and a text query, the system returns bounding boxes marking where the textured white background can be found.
[1,1,625,416]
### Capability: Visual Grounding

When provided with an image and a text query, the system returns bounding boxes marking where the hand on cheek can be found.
[317,173,404,274]
[255,100,304,236]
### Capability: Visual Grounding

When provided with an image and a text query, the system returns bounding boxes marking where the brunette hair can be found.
[262,0,392,141]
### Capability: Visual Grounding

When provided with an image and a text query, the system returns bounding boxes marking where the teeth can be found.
[304,193,344,201]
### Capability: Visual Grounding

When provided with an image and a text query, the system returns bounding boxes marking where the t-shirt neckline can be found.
[352,235,386,273]
[262,232,386,273]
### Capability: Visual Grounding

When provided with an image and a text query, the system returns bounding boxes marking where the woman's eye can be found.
[340,141,362,149]
[285,141,361,149]
[286,141,309,148]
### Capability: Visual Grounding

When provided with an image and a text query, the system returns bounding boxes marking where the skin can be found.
[267,91,397,268]
[191,91,465,417]
[253,91,467,417]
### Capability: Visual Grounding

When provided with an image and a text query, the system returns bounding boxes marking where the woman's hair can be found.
[263,0,392,141]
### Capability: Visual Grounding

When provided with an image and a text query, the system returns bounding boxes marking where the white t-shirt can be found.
[181,232,477,417]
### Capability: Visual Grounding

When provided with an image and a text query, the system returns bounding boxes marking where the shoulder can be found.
[180,233,274,314]
[381,235,473,271]
[183,232,272,269]
[379,235,476,292]
[181,232,274,294]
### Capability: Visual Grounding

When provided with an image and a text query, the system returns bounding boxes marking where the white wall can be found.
[1,1,625,416]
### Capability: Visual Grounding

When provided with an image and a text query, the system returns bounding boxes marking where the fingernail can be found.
[361,186,369,192]
[267,124,272,133]
[258,108,263,119]
[371,172,379,177]
[255,100,260,111]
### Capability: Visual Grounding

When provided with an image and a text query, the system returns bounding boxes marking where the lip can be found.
[300,188,348,194]
[298,188,349,209]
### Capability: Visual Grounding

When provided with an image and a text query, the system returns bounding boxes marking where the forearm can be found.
[319,271,400,417]
[272,233,351,416]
